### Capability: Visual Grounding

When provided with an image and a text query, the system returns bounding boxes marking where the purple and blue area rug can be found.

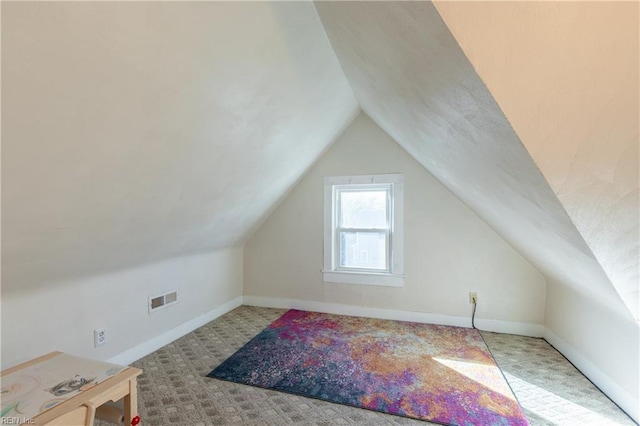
[208,310,528,425]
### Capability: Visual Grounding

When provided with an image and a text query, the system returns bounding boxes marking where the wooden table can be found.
[1,352,142,426]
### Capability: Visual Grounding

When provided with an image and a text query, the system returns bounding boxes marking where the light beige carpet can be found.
[99,306,635,425]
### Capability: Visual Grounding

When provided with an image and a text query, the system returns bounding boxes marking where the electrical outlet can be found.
[94,328,107,347]
[469,292,477,304]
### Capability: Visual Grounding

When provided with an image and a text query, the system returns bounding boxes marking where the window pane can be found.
[339,231,387,270]
[339,190,388,228]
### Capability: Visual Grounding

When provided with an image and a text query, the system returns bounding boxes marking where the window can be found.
[323,174,404,286]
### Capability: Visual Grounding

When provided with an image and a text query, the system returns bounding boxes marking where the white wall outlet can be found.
[469,292,478,304]
[94,328,107,347]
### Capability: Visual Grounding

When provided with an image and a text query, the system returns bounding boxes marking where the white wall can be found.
[244,114,546,326]
[544,281,639,421]
[1,248,242,369]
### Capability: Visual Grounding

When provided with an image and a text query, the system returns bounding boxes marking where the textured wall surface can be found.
[314,1,625,314]
[2,1,358,291]
[245,114,546,324]
[434,0,639,321]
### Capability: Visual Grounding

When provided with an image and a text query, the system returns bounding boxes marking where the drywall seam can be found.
[108,296,242,366]
[544,327,639,423]
[242,296,545,337]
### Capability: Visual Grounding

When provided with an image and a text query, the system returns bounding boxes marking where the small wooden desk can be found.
[1,352,142,426]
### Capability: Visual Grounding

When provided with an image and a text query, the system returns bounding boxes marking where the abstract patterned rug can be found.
[208,309,528,425]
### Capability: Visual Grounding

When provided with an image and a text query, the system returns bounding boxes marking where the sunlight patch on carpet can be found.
[503,372,625,426]
[433,357,515,401]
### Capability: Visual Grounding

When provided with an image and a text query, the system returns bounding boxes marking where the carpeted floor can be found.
[99,306,635,425]
[209,309,527,425]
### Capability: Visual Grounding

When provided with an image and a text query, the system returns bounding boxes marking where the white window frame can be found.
[323,173,404,287]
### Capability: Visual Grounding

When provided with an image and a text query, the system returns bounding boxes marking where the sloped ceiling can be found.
[433,1,639,320]
[2,1,358,291]
[313,1,633,317]
[3,0,636,322]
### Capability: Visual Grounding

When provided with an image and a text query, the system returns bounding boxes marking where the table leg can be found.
[124,378,139,425]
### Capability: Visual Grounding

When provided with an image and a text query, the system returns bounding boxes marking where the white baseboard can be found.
[242,296,544,337]
[476,317,545,337]
[104,294,636,423]
[544,328,639,423]
[108,296,243,366]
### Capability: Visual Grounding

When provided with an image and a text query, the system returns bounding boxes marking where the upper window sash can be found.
[335,184,392,229]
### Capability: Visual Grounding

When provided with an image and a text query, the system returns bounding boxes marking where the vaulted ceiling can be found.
[2,1,358,291]
[314,1,637,319]
[433,0,639,320]
[2,1,637,319]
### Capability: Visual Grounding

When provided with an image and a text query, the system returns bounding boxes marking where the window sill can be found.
[322,270,405,287]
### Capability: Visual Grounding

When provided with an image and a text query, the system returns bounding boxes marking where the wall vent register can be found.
[148,290,179,313]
